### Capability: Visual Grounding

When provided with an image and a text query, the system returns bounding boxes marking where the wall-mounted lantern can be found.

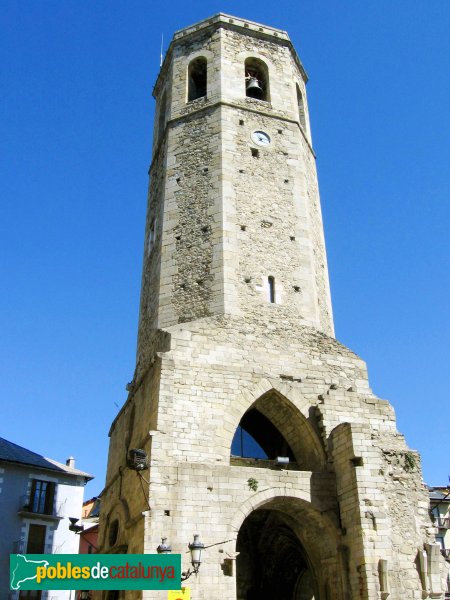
[182,534,205,580]
[156,537,172,554]
[156,534,204,581]
[68,517,84,534]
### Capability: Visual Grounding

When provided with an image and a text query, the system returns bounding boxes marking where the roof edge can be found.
[153,13,308,98]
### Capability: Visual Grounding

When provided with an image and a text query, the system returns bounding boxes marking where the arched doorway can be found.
[236,509,316,600]
[234,495,342,600]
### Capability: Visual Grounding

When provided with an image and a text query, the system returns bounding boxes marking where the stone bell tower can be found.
[98,14,447,600]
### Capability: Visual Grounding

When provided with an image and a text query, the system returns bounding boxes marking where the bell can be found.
[246,76,264,100]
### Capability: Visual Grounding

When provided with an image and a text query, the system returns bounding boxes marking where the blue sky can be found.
[1,1,449,497]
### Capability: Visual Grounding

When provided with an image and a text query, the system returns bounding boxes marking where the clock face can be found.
[251,130,271,146]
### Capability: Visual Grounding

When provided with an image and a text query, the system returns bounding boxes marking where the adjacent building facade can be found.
[0,436,92,600]
[79,496,100,555]
[430,486,450,597]
[98,14,449,599]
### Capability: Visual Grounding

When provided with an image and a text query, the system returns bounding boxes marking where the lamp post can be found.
[182,534,205,581]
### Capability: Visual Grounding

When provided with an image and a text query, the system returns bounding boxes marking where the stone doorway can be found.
[236,508,317,600]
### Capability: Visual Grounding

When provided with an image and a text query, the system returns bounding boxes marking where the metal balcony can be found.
[17,495,65,520]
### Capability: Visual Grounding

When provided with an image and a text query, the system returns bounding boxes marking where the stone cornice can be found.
[153,13,308,98]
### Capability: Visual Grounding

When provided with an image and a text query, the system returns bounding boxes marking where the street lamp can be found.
[155,534,205,581]
[156,537,172,554]
[182,534,205,581]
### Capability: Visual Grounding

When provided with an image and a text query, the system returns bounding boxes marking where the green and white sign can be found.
[10,554,181,590]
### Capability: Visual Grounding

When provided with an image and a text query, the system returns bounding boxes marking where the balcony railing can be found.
[230,456,301,470]
[441,548,450,560]
[18,495,65,519]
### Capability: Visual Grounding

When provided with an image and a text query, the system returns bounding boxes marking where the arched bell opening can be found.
[187,56,207,101]
[236,509,317,600]
[245,57,270,102]
[230,390,326,471]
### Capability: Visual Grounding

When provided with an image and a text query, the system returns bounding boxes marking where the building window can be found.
[245,58,270,102]
[231,409,294,461]
[30,480,55,515]
[26,524,46,553]
[108,519,119,547]
[187,57,207,101]
[296,85,306,131]
[268,276,276,303]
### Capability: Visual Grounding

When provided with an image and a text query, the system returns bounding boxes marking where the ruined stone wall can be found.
[102,315,443,599]
[148,317,376,467]
[98,359,162,561]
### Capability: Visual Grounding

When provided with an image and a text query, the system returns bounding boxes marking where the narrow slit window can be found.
[188,57,207,101]
[147,219,156,255]
[296,85,306,131]
[268,276,275,303]
[158,92,167,142]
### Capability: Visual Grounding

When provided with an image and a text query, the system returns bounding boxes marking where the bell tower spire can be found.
[137,14,333,370]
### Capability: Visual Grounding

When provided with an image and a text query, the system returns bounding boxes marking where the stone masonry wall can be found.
[221,104,333,334]
[100,316,443,599]
[137,18,334,351]
[137,139,166,363]
[100,15,445,600]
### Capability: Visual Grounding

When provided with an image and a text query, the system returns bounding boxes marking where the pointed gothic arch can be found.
[229,385,326,470]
